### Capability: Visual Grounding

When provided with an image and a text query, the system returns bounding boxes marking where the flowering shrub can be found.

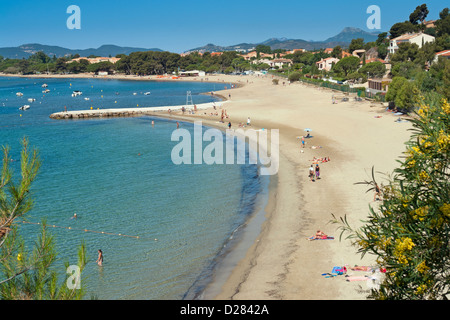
[332,98,450,299]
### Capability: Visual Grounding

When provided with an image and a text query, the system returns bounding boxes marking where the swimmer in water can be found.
[96,249,103,266]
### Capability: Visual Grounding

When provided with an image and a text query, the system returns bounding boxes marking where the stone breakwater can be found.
[49,102,225,119]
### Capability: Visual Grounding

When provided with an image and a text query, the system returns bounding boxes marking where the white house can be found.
[389,33,435,54]
[251,58,293,68]
[271,58,293,68]
[316,57,340,71]
[433,50,450,63]
[179,70,206,77]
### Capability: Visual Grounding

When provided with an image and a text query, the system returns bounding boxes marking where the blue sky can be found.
[0,0,447,53]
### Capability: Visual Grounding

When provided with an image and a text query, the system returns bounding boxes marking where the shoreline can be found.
[160,74,413,300]
[9,72,413,300]
[36,74,272,300]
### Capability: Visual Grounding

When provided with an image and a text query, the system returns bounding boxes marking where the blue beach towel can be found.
[331,266,347,275]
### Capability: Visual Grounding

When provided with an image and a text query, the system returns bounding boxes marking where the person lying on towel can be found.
[308,230,332,240]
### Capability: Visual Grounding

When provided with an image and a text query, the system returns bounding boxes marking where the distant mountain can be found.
[186,27,382,53]
[324,27,380,43]
[0,43,163,59]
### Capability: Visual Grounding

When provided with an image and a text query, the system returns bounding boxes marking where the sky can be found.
[0,0,448,53]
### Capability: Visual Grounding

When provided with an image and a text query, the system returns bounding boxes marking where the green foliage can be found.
[288,72,301,82]
[391,61,423,79]
[376,32,389,46]
[255,44,272,54]
[0,138,87,300]
[333,56,360,76]
[347,71,366,82]
[395,81,420,111]
[331,46,343,59]
[435,8,450,36]
[349,38,365,52]
[377,44,389,60]
[409,4,429,25]
[87,61,114,74]
[390,42,420,64]
[389,21,419,39]
[359,61,386,78]
[331,98,450,300]
[385,76,408,102]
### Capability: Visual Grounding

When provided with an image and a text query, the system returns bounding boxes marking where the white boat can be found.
[144,92,151,95]
[133,92,137,95]
[16,92,23,96]
[42,84,48,88]
[42,89,50,93]
[19,105,30,110]
[27,98,36,102]
[84,97,90,101]
[72,90,83,97]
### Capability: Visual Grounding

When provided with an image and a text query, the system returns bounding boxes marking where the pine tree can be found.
[0,138,87,300]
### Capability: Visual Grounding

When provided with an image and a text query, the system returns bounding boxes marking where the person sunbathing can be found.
[350,265,373,272]
[308,230,328,240]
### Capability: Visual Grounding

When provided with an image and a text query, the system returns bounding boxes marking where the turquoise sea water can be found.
[0,77,266,300]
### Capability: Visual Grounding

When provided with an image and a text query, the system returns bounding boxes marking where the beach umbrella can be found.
[304,128,312,132]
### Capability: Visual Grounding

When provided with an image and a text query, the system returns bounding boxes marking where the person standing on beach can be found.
[176,121,179,129]
[315,164,320,180]
[247,117,251,126]
[228,122,232,129]
[309,165,315,181]
[301,136,305,148]
[96,249,103,267]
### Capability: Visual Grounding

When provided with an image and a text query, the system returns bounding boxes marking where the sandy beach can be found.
[4,72,413,300]
[144,73,413,300]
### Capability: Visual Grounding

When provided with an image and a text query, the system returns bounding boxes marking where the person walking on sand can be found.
[309,165,315,181]
[247,117,251,126]
[228,122,232,129]
[315,164,320,180]
[301,136,305,148]
[96,249,103,266]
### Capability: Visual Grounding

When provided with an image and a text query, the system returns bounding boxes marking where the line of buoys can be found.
[20,220,141,239]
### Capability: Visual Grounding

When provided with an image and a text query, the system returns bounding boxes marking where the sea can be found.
[0,76,269,300]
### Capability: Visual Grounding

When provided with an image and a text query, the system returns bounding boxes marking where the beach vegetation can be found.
[287,72,301,82]
[0,138,87,300]
[332,97,450,300]
[385,76,421,112]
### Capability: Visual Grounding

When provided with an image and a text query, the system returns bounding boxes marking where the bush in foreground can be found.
[332,98,450,300]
